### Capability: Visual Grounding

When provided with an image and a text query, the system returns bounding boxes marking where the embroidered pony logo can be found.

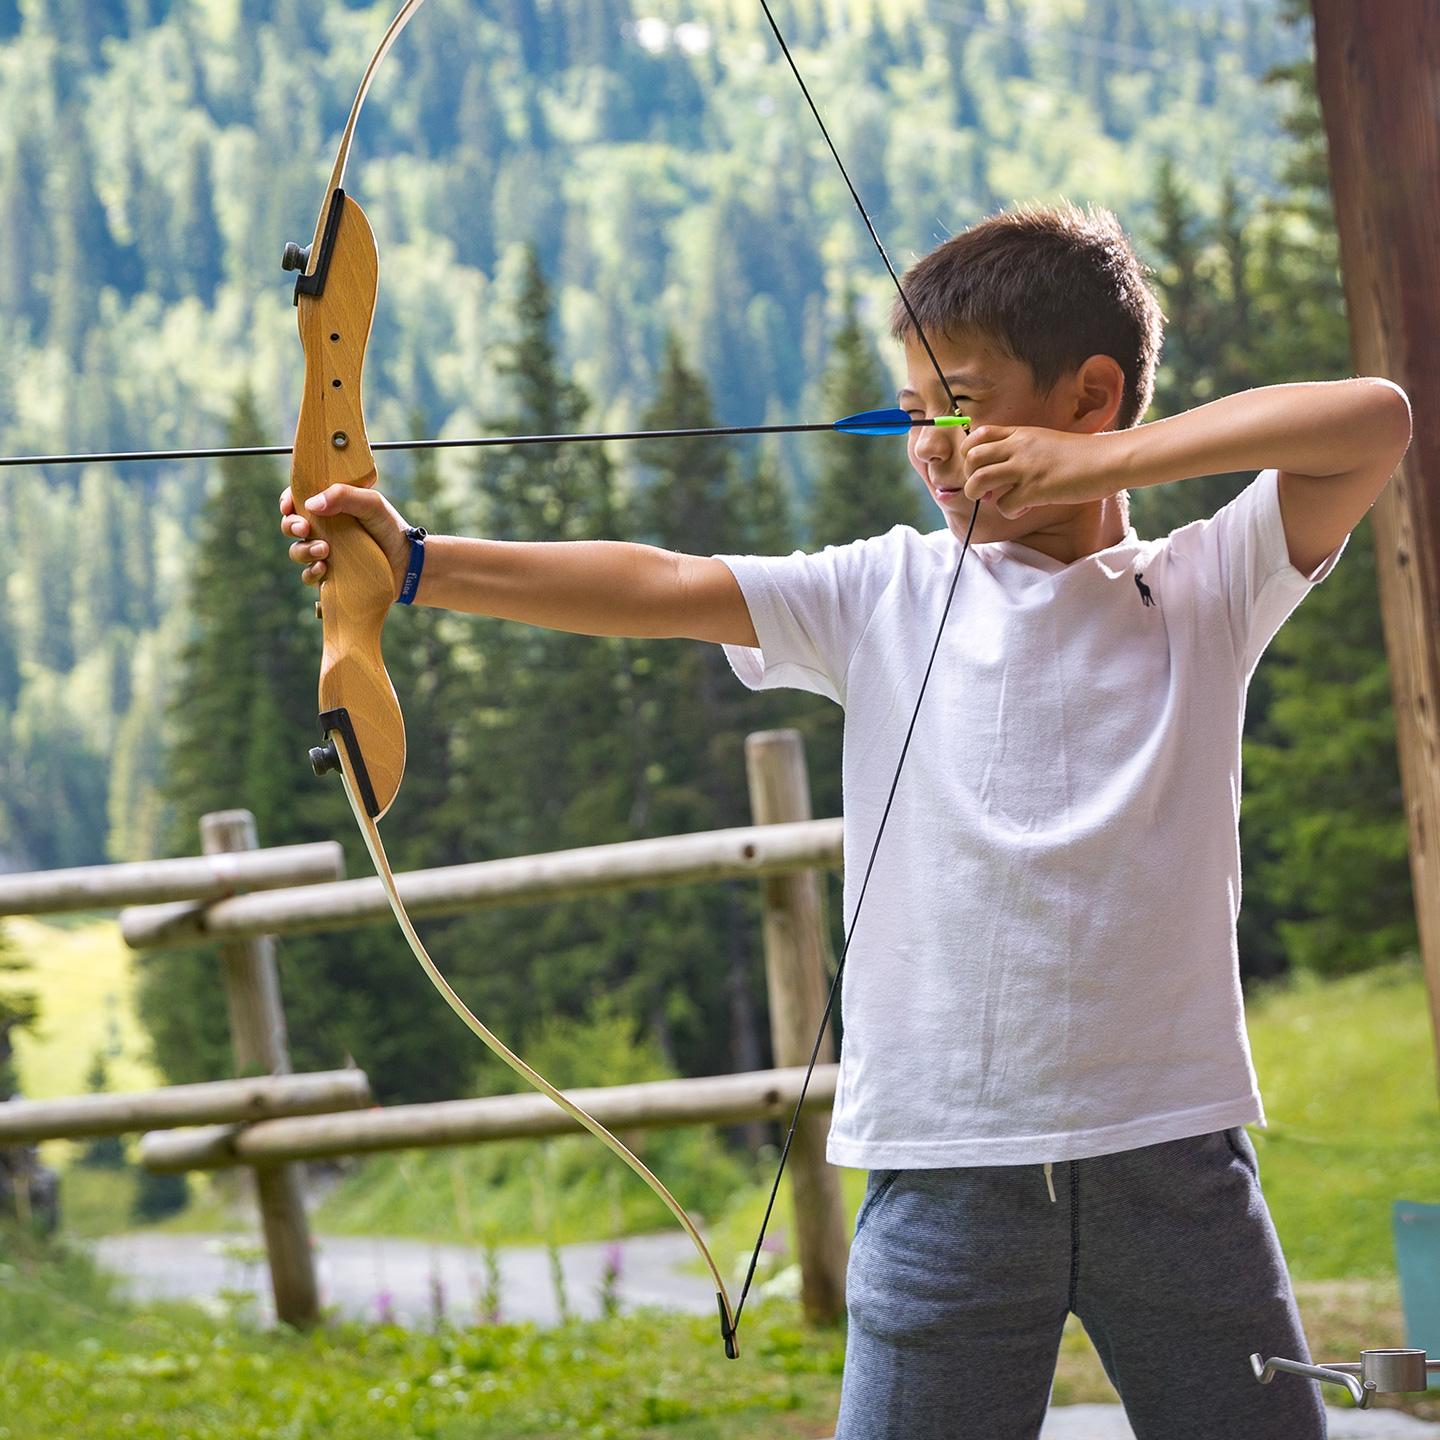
[1135,572,1156,608]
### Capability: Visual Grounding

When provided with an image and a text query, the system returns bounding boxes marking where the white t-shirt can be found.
[718,470,1346,1168]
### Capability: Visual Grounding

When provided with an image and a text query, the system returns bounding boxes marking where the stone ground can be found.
[92,1231,1440,1436]
[1034,1403,1440,1438]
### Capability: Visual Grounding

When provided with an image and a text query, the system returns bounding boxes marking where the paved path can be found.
[91,1232,1440,1437]
[1035,1403,1440,1438]
[91,1229,712,1328]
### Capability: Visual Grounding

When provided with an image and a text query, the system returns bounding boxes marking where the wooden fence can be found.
[1,729,849,1330]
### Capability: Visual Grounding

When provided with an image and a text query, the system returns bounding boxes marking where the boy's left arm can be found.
[1118,379,1413,575]
[964,378,1413,576]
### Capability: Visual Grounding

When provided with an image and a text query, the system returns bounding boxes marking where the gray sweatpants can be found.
[836,1126,1326,1439]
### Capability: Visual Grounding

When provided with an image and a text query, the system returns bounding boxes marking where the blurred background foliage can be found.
[0,0,1413,1107]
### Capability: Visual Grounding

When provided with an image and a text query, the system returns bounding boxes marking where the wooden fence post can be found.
[744,731,848,1325]
[201,810,319,1329]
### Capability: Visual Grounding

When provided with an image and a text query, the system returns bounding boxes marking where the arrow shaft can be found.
[0,417,948,469]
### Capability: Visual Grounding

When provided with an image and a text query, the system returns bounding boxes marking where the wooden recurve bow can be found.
[283,0,741,1358]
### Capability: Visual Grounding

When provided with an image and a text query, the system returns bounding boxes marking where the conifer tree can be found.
[1129,19,1411,982]
[381,412,466,877]
[49,116,115,361]
[160,391,320,842]
[1244,516,1414,975]
[1236,11,1413,978]
[1132,160,1255,540]
[803,295,921,822]
[0,924,47,1227]
[741,444,795,558]
[141,391,315,1082]
[68,468,131,659]
[446,67,501,271]
[78,1050,127,1169]
[1149,156,1208,405]
[142,389,475,1099]
[624,335,769,1079]
[0,925,39,1101]
[172,134,224,304]
[9,476,76,674]
[462,248,626,851]
[437,250,638,1058]
[810,291,921,549]
[0,129,48,331]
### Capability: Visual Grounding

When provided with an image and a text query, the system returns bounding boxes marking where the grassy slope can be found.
[6,916,159,1101]
[1246,960,1440,1279]
[0,1241,1431,1437]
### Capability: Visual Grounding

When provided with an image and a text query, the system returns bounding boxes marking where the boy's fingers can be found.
[963,466,1003,500]
[304,482,380,516]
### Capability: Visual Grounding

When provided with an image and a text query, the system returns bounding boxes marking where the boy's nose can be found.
[913,424,954,461]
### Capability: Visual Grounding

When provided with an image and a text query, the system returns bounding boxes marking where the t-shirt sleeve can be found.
[1169,468,1348,679]
[714,529,906,705]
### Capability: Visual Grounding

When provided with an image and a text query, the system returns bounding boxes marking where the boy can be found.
[280,202,1411,1438]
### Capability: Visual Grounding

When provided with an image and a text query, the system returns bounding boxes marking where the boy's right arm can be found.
[279,482,759,648]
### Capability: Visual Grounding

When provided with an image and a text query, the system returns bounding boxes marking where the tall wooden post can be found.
[1311,2,1440,1090]
[745,731,848,1324]
[202,810,320,1327]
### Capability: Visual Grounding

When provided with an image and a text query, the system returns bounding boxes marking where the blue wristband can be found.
[397,526,427,605]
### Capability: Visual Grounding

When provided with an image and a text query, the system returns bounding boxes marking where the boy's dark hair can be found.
[890,201,1163,430]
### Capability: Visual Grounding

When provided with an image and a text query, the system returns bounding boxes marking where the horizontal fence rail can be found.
[140,1063,839,1172]
[0,841,345,916]
[7,736,847,1329]
[121,818,844,951]
[0,1069,372,1143]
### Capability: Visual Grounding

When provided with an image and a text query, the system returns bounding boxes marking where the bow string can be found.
[726,0,983,1344]
[290,0,983,1364]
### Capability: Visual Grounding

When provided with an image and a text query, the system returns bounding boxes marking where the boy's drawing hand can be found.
[960,426,1121,519]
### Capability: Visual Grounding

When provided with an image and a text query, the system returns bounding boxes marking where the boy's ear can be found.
[1072,354,1126,431]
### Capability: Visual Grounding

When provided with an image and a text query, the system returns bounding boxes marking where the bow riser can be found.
[289,193,406,820]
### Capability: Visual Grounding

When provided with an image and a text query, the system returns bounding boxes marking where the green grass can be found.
[1245,959,1440,1279]
[5,957,1440,1436]
[310,1128,748,1250]
[0,1231,851,1440]
[57,1165,246,1239]
[0,1232,1433,1438]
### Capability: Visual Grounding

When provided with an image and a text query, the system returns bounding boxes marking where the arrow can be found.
[0,409,969,470]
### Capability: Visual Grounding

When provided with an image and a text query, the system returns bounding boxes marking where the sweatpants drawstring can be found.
[1043,1161,1056,1203]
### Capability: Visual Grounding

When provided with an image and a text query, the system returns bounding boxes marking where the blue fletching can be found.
[831,406,914,436]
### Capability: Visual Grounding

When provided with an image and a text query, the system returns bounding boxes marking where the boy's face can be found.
[899,328,1123,550]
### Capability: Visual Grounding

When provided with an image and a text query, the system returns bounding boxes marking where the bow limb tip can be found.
[718,1293,740,1359]
[318,708,386,818]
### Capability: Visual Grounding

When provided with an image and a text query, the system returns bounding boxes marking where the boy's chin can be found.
[937,502,1029,542]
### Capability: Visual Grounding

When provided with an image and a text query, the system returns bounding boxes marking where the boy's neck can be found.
[981,495,1131,567]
